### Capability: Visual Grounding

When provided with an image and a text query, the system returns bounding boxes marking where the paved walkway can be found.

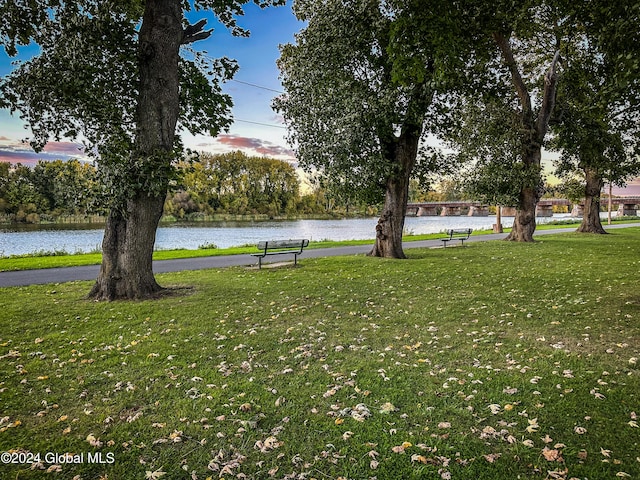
[1,223,638,288]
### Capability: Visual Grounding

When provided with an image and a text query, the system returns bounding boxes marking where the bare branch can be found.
[493,31,532,118]
[182,19,212,44]
[536,50,562,139]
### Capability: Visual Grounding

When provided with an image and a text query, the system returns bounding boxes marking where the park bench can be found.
[440,228,472,247]
[251,239,309,268]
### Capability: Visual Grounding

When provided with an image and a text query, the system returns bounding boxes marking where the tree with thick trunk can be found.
[275,0,464,258]
[369,125,421,258]
[1,0,282,300]
[576,166,606,234]
[90,0,182,300]
[493,33,561,242]
[550,3,640,234]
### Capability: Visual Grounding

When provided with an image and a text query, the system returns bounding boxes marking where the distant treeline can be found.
[0,151,372,223]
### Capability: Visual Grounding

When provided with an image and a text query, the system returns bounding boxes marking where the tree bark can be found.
[505,183,538,241]
[577,166,607,234]
[607,182,613,225]
[493,205,503,233]
[505,145,542,242]
[89,0,183,300]
[369,127,420,258]
[89,194,165,300]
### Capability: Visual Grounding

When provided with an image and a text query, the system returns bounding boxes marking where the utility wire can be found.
[231,78,284,94]
[235,118,287,129]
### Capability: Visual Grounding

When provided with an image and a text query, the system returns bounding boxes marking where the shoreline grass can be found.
[2,217,639,272]
[1,228,639,479]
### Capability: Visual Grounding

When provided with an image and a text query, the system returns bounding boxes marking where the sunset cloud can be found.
[217,135,267,150]
[0,138,88,166]
[196,134,296,162]
[612,179,640,196]
[42,141,86,155]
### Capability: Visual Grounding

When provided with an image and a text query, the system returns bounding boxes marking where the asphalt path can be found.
[1,223,638,288]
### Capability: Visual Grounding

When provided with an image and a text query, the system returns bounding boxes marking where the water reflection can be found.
[0,213,583,256]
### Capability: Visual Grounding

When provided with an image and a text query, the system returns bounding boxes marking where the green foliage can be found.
[0,160,107,218]
[275,0,468,205]
[0,0,281,211]
[549,2,640,189]
[170,151,302,217]
[0,153,370,222]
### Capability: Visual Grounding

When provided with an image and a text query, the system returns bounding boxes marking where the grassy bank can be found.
[1,229,639,479]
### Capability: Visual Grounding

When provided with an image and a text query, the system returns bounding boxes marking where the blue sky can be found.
[0,1,302,166]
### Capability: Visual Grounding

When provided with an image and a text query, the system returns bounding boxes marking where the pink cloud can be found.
[217,135,266,150]
[201,134,295,161]
[0,138,89,166]
[42,141,85,155]
[255,144,295,157]
[612,179,640,196]
[0,152,40,166]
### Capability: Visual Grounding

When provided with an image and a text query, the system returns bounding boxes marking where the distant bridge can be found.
[406,197,640,217]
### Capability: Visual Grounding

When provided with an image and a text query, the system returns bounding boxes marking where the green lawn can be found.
[1,229,639,479]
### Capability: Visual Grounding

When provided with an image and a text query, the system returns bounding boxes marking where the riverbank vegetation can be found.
[1,229,639,479]
[0,152,378,225]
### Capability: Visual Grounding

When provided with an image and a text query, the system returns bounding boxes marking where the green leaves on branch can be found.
[0,0,285,214]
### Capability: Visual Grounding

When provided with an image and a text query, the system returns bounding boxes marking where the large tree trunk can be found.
[505,147,541,242]
[89,194,165,300]
[89,0,182,300]
[369,128,420,258]
[577,166,607,234]
[505,183,538,241]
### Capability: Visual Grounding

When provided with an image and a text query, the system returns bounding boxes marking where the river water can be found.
[0,213,583,257]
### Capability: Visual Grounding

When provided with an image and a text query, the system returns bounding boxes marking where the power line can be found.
[235,118,287,129]
[230,79,284,94]
[194,52,285,94]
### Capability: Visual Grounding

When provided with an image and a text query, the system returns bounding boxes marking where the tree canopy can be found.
[275,0,468,257]
[0,0,284,299]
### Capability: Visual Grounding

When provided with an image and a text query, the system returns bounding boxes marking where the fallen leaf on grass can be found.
[86,434,103,447]
[255,436,282,453]
[145,469,166,479]
[526,418,539,433]
[391,442,412,454]
[379,402,397,414]
[546,468,568,479]
[483,453,501,463]
[410,454,424,463]
[542,447,562,462]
